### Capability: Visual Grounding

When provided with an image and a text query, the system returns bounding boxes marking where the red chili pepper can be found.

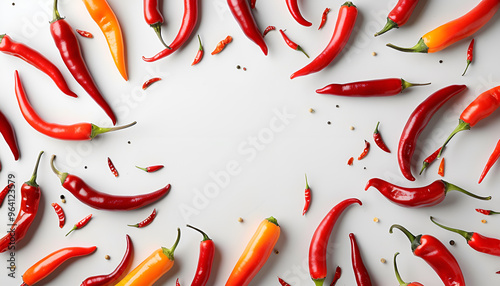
[302,174,311,215]
[15,71,136,140]
[176,278,181,286]
[478,139,500,184]
[66,214,93,236]
[50,155,171,210]
[136,165,164,173]
[263,25,276,37]
[51,202,65,228]
[347,157,354,165]
[0,183,13,207]
[144,0,171,49]
[21,246,96,286]
[143,0,199,62]
[374,0,419,36]
[187,224,214,286]
[365,178,490,208]
[476,208,500,215]
[0,151,43,253]
[0,34,77,98]
[0,110,20,161]
[462,38,474,76]
[393,252,424,286]
[309,198,362,286]
[191,35,204,65]
[318,8,331,30]
[398,85,466,181]
[373,122,390,153]
[50,0,116,125]
[419,147,442,175]
[285,0,312,27]
[227,0,268,55]
[76,29,94,38]
[316,78,430,96]
[81,235,133,286]
[107,157,119,177]
[349,233,372,286]
[250,0,256,9]
[291,2,357,79]
[358,140,370,160]
[330,266,342,286]
[278,277,291,286]
[279,29,309,58]
[142,77,162,90]
[390,224,465,286]
[128,209,157,228]
[211,36,233,55]
[438,158,445,177]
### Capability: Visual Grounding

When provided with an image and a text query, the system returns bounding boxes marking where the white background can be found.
[1,0,500,285]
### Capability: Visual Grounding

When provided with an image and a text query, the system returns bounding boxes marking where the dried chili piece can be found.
[136,165,164,173]
[107,157,119,177]
[128,209,157,228]
[462,38,474,76]
[211,36,232,55]
[330,266,342,286]
[438,158,445,177]
[318,8,331,30]
[142,77,162,90]
[191,35,204,66]
[76,29,93,38]
[347,157,354,165]
[279,29,309,58]
[51,202,65,228]
[0,183,13,207]
[302,174,311,215]
[358,140,370,160]
[66,214,92,236]
[263,26,276,37]
[373,122,390,153]
[278,277,291,286]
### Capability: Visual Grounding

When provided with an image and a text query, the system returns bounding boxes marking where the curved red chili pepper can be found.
[50,155,171,211]
[191,35,204,65]
[374,0,419,36]
[0,34,77,98]
[128,208,157,228]
[0,110,20,161]
[279,29,309,58]
[398,85,466,181]
[142,77,162,90]
[318,8,331,30]
[373,122,390,153]
[476,208,500,215]
[107,157,119,177]
[393,252,424,286]
[187,224,215,286]
[419,147,441,175]
[51,202,65,228]
[76,29,94,38]
[227,0,268,55]
[390,224,465,286]
[211,36,233,55]
[358,140,370,160]
[302,174,311,215]
[144,0,171,49]
[263,25,276,37]
[365,178,491,208]
[142,0,199,62]
[0,151,43,253]
[80,235,133,286]
[15,71,136,140]
[349,233,372,286]
[330,266,342,286]
[462,38,474,76]
[278,277,291,286]
[478,139,500,184]
[285,0,312,27]
[316,78,430,96]
[50,0,116,125]
[136,165,164,173]
[0,183,13,207]
[66,214,93,236]
[291,2,357,79]
[309,198,362,286]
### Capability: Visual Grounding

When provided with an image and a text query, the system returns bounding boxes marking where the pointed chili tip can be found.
[364,179,372,191]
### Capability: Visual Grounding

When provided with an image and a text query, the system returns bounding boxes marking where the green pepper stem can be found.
[462,60,471,76]
[342,1,356,8]
[374,121,380,134]
[438,119,470,158]
[197,35,203,51]
[162,228,181,261]
[26,151,44,187]
[51,0,62,22]
[305,174,309,189]
[151,23,171,49]
[266,216,279,226]
[65,225,77,236]
[401,79,431,92]
[313,278,325,286]
[186,224,211,241]
[90,121,137,139]
[393,252,408,286]
[443,180,491,201]
[374,18,398,37]
[390,224,422,252]
[419,162,429,175]
[135,166,148,172]
[386,38,429,53]
[50,155,69,185]
[297,46,309,58]
[430,216,473,241]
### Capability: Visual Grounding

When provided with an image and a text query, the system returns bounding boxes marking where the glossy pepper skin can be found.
[387,0,500,53]
[285,0,312,27]
[374,0,419,36]
[0,151,43,253]
[227,0,268,55]
[144,0,170,49]
[397,85,466,181]
[291,2,357,79]
[187,225,215,286]
[349,233,372,286]
[316,78,429,97]
[226,217,280,286]
[0,109,20,161]
[365,178,490,208]
[390,224,465,286]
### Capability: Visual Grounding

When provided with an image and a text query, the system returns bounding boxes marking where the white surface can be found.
[0,0,500,285]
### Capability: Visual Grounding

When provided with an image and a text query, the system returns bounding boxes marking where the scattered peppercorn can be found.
[274,249,279,254]
[236,65,241,69]
[238,217,244,223]
[60,195,65,200]
[439,60,443,63]
[84,166,87,169]
[373,217,379,223]
[105,255,110,260]
[127,141,131,144]
[450,240,455,246]
[481,219,487,224]
[327,121,331,125]
[363,167,367,170]
[380,258,386,263]
[336,105,339,108]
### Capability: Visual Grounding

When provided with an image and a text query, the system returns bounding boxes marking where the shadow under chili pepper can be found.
[206,241,222,285]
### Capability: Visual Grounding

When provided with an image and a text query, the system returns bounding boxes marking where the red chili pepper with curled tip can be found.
[50,155,170,210]
[187,224,214,286]
[390,224,465,286]
[318,8,331,30]
[81,235,133,286]
[438,158,445,177]
[478,139,500,184]
[279,29,309,58]
[212,36,233,55]
[476,209,500,215]
[76,29,94,38]
[398,85,466,181]
[374,0,419,36]
[393,252,424,286]
[365,178,491,208]
[144,0,171,49]
[66,214,92,236]
[51,202,65,228]
[192,35,204,65]
[316,78,430,96]
[0,110,19,161]
[136,165,164,173]
[291,2,357,79]
[278,277,291,286]
[128,209,157,228]
[0,183,13,207]
[285,0,312,27]
[419,147,441,175]
[358,140,370,160]
[349,233,372,286]
[142,77,162,90]
[303,174,311,215]
[309,198,362,286]
[373,122,390,153]
[263,26,276,37]
[347,157,354,165]
[462,39,474,76]
[107,157,119,177]
[330,266,342,286]
[227,0,268,55]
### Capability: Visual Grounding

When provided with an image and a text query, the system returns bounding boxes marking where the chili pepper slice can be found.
[144,0,171,49]
[303,174,311,215]
[76,29,94,38]
[227,0,268,55]
[136,165,164,173]
[478,139,500,184]
[316,78,430,96]
[66,214,93,236]
[419,147,442,175]
[176,278,181,285]
[285,0,312,27]
[279,29,309,58]
[431,216,500,256]
[187,224,214,286]
[291,2,357,79]
[278,277,291,286]
[263,25,276,37]
[318,8,331,30]
[107,157,119,177]
[390,224,465,286]
[212,36,233,55]
[393,252,424,286]
[365,178,490,208]
[438,158,445,177]
[462,38,474,76]
[0,110,19,161]
[128,209,157,228]
[358,140,370,160]
[374,0,419,36]
[51,155,171,211]
[347,157,354,165]
[387,0,500,53]
[81,235,133,286]
[0,183,13,207]
[191,35,204,65]
[330,266,342,286]
[373,122,390,153]
[51,202,65,228]
[142,77,162,90]
[226,217,280,286]
[476,209,500,215]
[349,233,372,286]
[309,198,362,286]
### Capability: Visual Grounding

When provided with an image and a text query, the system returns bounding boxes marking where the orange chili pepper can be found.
[211,36,232,55]
[82,0,128,81]
[115,228,180,286]
[438,158,445,177]
[226,216,280,286]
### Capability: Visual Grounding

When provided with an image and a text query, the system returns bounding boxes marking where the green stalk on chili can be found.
[136,165,164,173]
[0,183,13,207]
[419,147,442,175]
[144,0,171,49]
[191,35,204,65]
[373,122,390,153]
[462,38,474,76]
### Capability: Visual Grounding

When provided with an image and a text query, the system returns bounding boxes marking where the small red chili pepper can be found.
[302,174,311,215]
[278,277,291,286]
[128,208,157,228]
[373,122,390,153]
[76,29,94,38]
[374,0,419,36]
[476,208,500,215]
[250,0,256,9]
[419,147,442,175]
[136,165,164,173]
[365,178,490,208]
[187,224,214,286]
[318,8,331,30]
[144,0,171,49]
[263,25,276,37]
[211,36,233,55]
[176,278,181,286]
[462,38,474,76]
[66,214,92,236]
[358,140,370,160]
[0,110,20,161]
[330,266,341,286]
[478,139,500,184]
[51,202,65,228]
[142,77,162,90]
[108,157,119,177]
[279,29,309,58]
[0,183,13,207]
[393,252,424,286]
[349,233,372,286]
[347,157,354,165]
[285,0,312,27]
[227,0,268,55]
[316,78,430,97]
[438,158,445,177]
[191,35,204,66]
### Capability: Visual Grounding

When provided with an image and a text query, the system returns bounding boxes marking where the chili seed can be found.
[371,52,377,56]
[349,126,355,130]
[237,217,244,223]
[450,240,455,245]
[309,108,315,113]
[243,67,247,71]
[380,258,386,263]
[481,219,487,224]
[105,255,110,260]
[61,199,66,203]
[373,217,379,223]
[335,105,339,108]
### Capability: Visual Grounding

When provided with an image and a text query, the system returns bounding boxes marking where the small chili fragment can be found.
[76,29,93,38]
[318,8,331,30]
[136,165,164,173]
[51,202,65,228]
[107,157,118,177]
[212,36,232,55]
[347,157,354,165]
[478,139,500,184]
[128,208,157,228]
[419,147,442,175]
[279,29,309,58]
[330,266,342,286]
[250,0,256,9]
[263,25,276,37]
[373,122,390,153]
[191,35,204,66]
[0,183,13,207]
[476,209,500,215]
[302,174,311,215]
[176,278,181,286]
[358,140,370,160]
[462,38,474,76]
[142,77,162,90]
[278,277,291,286]
[66,214,92,236]
[438,158,445,177]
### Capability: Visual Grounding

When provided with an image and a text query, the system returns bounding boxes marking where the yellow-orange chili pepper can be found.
[387,0,500,53]
[82,0,128,81]
[226,216,280,286]
[211,36,232,55]
[115,228,180,286]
